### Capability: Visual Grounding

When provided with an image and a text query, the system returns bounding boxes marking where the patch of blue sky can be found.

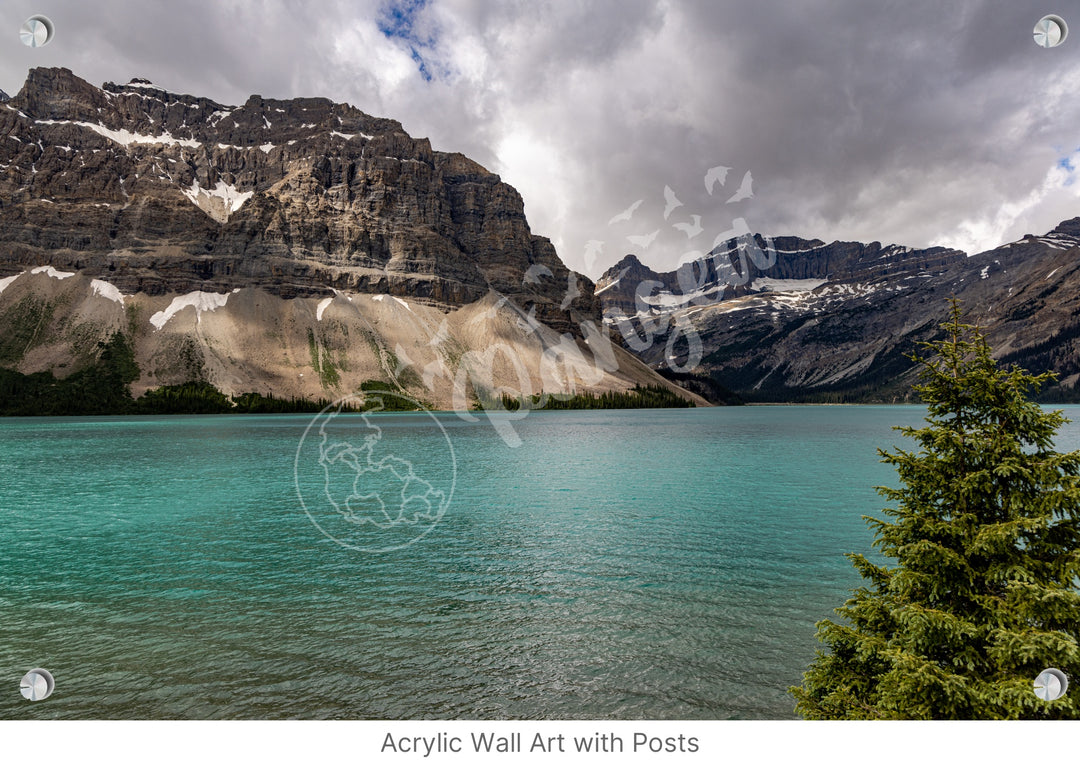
[378,0,444,82]
[1055,146,1080,185]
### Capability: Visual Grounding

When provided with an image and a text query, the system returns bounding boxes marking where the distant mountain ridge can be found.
[597,237,964,314]
[598,220,1080,402]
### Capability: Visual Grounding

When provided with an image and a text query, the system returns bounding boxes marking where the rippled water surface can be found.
[3,406,1079,719]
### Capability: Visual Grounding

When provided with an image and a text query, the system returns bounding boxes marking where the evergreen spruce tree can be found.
[792,301,1080,719]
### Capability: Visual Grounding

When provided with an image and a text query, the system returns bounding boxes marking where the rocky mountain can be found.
[0,67,703,409]
[597,237,963,314]
[598,222,1080,401]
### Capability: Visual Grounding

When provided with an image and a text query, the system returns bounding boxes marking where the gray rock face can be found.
[0,67,598,332]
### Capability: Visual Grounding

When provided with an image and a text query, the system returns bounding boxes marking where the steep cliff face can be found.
[0,68,705,408]
[0,67,597,328]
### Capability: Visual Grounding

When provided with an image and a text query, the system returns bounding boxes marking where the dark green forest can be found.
[488,384,695,411]
[0,332,336,416]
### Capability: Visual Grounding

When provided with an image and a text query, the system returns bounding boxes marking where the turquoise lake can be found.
[3,405,1079,719]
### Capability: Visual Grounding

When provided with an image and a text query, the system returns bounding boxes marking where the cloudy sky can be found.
[2,1,1080,277]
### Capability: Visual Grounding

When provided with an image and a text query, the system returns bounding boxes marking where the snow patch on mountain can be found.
[90,279,125,305]
[331,130,373,142]
[1037,233,1080,250]
[182,179,254,223]
[31,265,75,279]
[750,277,828,293]
[879,245,912,259]
[123,80,166,92]
[208,110,230,125]
[150,290,236,330]
[36,119,200,148]
[0,272,24,294]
